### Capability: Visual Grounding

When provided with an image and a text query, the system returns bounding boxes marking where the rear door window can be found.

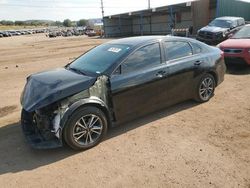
[164,41,193,61]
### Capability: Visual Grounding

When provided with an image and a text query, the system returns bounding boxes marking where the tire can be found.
[194,73,215,103]
[63,106,108,150]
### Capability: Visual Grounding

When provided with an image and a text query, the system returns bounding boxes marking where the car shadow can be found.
[0,100,198,175]
[226,63,250,75]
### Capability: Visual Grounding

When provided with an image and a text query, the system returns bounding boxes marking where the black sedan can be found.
[21,36,226,150]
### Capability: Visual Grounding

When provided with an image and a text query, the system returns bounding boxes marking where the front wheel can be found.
[63,106,108,150]
[194,74,215,103]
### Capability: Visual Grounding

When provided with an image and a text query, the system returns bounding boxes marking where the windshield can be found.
[208,19,232,28]
[69,43,131,75]
[232,26,250,39]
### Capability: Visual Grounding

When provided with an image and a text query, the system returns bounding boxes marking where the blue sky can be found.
[0,0,196,21]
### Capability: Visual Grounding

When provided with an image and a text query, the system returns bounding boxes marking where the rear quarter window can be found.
[164,41,192,61]
[191,42,202,54]
[237,19,245,26]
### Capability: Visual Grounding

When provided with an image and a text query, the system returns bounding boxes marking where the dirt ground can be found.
[0,34,249,188]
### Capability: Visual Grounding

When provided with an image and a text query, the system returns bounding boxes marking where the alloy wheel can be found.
[73,114,103,146]
[199,77,214,101]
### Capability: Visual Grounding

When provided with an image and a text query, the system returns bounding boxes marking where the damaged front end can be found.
[21,103,66,149]
[21,73,111,149]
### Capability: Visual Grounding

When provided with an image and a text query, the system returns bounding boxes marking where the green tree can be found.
[54,21,63,26]
[63,19,72,27]
[15,21,25,26]
[77,19,87,27]
[1,20,14,25]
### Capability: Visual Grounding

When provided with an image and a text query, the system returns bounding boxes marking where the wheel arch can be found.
[60,97,112,133]
[206,71,218,86]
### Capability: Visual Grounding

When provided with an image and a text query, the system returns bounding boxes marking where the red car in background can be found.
[218,24,250,65]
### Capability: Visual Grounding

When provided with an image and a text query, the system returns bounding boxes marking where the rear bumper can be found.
[21,109,62,149]
[225,57,250,65]
[224,54,250,66]
[216,59,226,86]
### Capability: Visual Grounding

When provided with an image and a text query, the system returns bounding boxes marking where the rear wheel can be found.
[194,74,215,102]
[63,106,108,150]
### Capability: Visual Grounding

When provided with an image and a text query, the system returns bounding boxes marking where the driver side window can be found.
[121,43,161,74]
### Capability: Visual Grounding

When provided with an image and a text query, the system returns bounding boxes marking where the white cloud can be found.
[0,0,8,4]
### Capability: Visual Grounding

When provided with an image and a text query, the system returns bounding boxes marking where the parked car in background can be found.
[16,31,22,35]
[197,17,245,44]
[218,24,250,65]
[64,30,73,37]
[86,29,96,37]
[21,36,226,150]
[48,32,57,38]
[1,31,11,37]
[9,31,21,36]
[27,30,33,35]
[96,29,104,36]
[4,31,12,37]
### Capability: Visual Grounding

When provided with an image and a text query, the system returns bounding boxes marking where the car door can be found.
[110,42,168,123]
[162,41,204,106]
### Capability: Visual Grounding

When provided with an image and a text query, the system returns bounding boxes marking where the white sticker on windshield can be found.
[108,47,122,53]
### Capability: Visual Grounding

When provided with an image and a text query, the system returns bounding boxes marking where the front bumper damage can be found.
[21,75,110,149]
[21,109,63,149]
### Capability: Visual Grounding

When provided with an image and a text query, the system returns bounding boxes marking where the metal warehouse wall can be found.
[191,0,217,33]
[132,14,174,35]
[216,0,250,20]
[104,9,193,37]
[104,18,133,37]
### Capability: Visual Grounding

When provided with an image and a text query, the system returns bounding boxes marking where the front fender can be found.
[60,96,110,132]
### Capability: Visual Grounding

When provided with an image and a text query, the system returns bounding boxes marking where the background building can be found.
[103,0,250,37]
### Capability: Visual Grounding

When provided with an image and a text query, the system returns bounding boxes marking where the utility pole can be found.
[148,0,150,9]
[100,0,104,37]
[101,0,104,19]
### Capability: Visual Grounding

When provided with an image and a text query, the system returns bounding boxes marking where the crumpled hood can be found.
[200,26,229,33]
[21,68,96,112]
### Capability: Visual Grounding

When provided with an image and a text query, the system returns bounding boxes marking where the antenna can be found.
[148,0,151,9]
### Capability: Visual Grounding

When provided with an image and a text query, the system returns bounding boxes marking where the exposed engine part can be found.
[52,106,68,138]
[52,113,61,138]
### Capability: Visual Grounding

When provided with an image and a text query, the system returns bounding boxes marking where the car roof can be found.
[107,36,199,47]
[216,16,244,21]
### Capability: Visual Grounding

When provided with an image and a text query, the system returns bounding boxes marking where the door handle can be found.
[194,60,202,66]
[156,71,167,78]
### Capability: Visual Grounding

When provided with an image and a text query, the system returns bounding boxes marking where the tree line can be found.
[0,19,89,27]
